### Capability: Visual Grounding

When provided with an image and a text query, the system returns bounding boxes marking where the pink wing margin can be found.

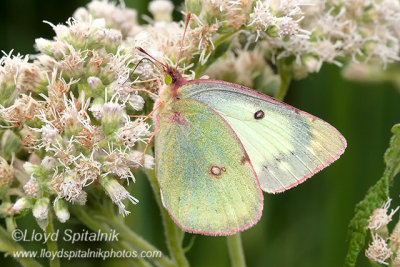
[186,79,347,194]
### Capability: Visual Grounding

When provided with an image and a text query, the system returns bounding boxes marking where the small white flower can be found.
[117,119,151,148]
[102,100,124,124]
[58,172,83,202]
[248,0,277,40]
[365,233,392,265]
[41,124,59,146]
[0,51,30,86]
[128,150,155,169]
[367,198,399,230]
[100,175,139,216]
[74,153,101,185]
[103,144,135,182]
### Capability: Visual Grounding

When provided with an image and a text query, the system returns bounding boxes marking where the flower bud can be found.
[87,76,104,97]
[23,162,39,176]
[129,94,145,111]
[149,0,174,22]
[89,97,104,120]
[13,197,34,212]
[1,130,22,161]
[33,197,49,221]
[101,101,123,136]
[0,157,14,187]
[54,199,70,223]
[104,29,122,53]
[303,55,321,73]
[35,38,54,55]
[41,156,57,171]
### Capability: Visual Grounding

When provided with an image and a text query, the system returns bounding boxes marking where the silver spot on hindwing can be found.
[210,165,226,178]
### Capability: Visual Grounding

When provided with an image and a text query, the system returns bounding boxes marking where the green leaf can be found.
[344,123,400,267]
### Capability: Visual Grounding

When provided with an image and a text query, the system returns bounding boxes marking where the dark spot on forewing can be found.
[254,110,265,120]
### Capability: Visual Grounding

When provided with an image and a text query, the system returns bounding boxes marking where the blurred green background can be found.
[1,0,400,266]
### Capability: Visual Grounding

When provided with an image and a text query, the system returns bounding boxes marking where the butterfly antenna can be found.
[136,46,168,71]
[175,12,191,69]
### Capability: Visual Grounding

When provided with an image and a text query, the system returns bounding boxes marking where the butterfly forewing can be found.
[155,98,263,235]
[178,80,347,193]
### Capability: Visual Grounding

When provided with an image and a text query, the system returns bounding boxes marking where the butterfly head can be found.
[135,13,191,99]
[164,65,187,89]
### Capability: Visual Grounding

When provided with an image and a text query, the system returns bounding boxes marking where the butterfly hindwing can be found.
[155,98,263,235]
[178,80,347,193]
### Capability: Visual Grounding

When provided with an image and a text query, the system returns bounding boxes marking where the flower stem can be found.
[72,206,174,267]
[275,61,292,101]
[110,240,153,267]
[227,233,246,267]
[145,169,190,267]
[46,211,60,267]
[0,226,42,267]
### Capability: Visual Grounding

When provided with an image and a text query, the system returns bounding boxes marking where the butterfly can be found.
[137,13,346,236]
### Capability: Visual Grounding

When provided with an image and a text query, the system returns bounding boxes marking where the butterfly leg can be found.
[136,100,164,166]
[119,88,158,98]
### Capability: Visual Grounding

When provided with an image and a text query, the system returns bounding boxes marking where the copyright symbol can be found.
[12,229,24,241]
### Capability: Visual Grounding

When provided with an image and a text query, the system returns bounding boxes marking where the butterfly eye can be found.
[254,110,265,120]
[165,75,172,85]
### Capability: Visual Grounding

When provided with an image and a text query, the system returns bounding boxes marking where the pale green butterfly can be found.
[137,13,346,236]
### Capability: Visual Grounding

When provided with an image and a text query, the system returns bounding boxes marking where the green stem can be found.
[145,169,189,267]
[72,206,174,267]
[0,226,42,267]
[214,30,239,47]
[46,211,60,267]
[275,71,292,101]
[110,240,152,267]
[227,233,246,267]
[5,217,16,233]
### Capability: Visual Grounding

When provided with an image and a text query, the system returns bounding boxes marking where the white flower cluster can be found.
[365,199,400,265]
[189,0,400,82]
[0,0,164,228]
